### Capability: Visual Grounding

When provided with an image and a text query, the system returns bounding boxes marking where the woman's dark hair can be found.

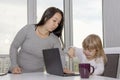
[35,7,64,38]
[35,7,64,48]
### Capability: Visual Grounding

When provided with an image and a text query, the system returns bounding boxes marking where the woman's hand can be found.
[63,68,74,74]
[12,66,22,74]
[68,47,75,58]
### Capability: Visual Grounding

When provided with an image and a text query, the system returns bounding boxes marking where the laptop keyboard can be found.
[63,73,80,76]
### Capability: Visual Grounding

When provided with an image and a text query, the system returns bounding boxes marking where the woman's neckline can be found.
[35,26,50,39]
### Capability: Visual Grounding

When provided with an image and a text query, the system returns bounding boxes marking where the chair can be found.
[102,54,119,78]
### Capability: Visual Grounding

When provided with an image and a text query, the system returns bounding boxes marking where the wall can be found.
[103,0,120,78]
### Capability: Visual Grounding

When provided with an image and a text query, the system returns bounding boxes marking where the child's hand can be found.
[68,47,75,58]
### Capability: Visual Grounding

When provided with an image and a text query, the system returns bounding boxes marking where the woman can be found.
[10,7,69,74]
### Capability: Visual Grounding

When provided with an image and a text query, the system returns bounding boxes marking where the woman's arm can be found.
[52,35,66,67]
[51,34,74,73]
[10,25,28,73]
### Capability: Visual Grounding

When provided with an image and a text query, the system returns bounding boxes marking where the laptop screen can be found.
[43,48,80,76]
[43,48,64,76]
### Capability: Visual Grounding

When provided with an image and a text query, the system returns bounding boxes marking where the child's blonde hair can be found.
[82,34,107,64]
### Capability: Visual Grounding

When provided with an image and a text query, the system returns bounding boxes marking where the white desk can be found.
[0,72,119,80]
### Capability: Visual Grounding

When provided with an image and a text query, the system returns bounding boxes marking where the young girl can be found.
[68,34,107,75]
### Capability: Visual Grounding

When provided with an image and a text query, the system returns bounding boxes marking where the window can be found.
[73,0,103,48]
[37,0,63,23]
[72,0,103,72]
[0,0,27,54]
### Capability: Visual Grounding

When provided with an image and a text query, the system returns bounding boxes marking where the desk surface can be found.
[0,72,119,80]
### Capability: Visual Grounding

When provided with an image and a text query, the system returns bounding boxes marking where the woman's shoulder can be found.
[24,24,35,29]
[16,24,35,34]
[19,24,35,31]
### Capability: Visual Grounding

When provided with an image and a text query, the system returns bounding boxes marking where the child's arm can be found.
[67,47,75,58]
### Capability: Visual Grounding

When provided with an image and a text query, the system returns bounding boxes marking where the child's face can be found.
[83,49,96,60]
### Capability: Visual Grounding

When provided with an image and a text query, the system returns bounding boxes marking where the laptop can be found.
[42,48,79,76]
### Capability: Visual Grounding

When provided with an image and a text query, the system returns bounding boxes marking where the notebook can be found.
[42,48,79,76]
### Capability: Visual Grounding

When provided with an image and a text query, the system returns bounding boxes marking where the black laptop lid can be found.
[43,48,64,76]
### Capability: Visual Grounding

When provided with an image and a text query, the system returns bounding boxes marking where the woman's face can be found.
[83,49,96,60]
[44,12,62,32]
